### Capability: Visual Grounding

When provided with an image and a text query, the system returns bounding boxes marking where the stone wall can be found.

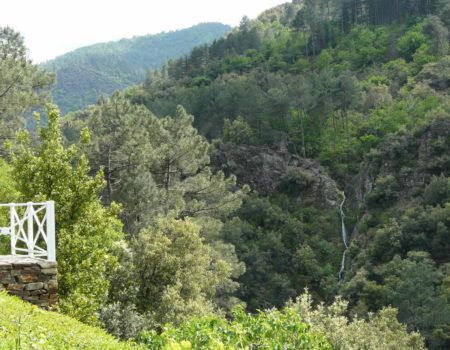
[0,256,58,309]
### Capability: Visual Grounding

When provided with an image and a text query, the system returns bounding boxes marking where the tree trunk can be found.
[107,144,113,204]
[298,107,307,158]
[164,159,171,215]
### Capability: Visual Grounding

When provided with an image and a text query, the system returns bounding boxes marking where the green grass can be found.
[0,292,143,350]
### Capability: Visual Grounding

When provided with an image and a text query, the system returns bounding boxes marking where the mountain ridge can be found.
[42,22,232,114]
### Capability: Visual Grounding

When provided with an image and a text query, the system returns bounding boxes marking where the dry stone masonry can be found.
[0,256,58,309]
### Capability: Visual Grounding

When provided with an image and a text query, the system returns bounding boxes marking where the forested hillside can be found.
[1,0,450,349]
[42,23,231,114]
[74,0,447,347]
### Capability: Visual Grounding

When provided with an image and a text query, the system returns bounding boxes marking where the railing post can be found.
[10,204,16,256]
[46,201,56,262]
[27,202,34,257]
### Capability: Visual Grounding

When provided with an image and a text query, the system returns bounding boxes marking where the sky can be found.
[1,0,288,63]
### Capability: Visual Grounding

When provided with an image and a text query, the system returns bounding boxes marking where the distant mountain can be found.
[42,22,232,114]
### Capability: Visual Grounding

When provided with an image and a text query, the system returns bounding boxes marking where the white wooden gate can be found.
[0,201,56,261]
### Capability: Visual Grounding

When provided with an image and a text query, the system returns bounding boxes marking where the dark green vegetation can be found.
[42,23,231,114]
[1,0,450,349]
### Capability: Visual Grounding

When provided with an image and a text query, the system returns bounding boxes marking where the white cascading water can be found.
[338,192,348,282]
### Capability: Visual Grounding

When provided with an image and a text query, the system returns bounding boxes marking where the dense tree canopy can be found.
[119,1,450,346]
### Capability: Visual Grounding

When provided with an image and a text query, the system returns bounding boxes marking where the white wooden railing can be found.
[0,201,56,261]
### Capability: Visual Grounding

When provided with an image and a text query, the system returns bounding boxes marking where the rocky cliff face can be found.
[213,143,340,210]
[352,118,450,207]
[349,117,450,240]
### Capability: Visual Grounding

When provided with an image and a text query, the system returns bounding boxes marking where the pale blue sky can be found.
[1,0,288,63]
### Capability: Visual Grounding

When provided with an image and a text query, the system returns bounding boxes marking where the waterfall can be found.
[338,192,348,282]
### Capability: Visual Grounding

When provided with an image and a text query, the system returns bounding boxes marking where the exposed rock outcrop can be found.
[213,143,340,210]
[351,117,450,209]
[349,117,450,241]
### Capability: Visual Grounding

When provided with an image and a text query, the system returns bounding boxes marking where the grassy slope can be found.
[0,292,143,350]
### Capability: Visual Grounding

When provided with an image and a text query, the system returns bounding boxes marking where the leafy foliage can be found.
[0,159,19,254]
[131,217,231,327]
[290,292,425,350]
[139,303,331,349]
[9,105,124,324]
[0,158,18,203]
[139,290,425,350]
[222,195,339,311]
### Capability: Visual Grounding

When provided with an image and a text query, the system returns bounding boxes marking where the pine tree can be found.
[0,27,54,144]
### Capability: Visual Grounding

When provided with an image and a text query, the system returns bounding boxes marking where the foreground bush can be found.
[139,291,425,350]
[291,293,425,350]
[0,292,142,350]
[139,306,331,349]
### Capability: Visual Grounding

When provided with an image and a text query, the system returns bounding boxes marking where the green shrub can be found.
[223,116,254,145]
[139,305,331,349]
[279,168,314,196]
[366,175,399,208]
[423,175,449,206]
[397,25,427,62]
[291,292,425,350]
[138,290,424,350]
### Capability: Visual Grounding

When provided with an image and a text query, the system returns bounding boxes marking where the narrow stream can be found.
[338,192,348,282]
